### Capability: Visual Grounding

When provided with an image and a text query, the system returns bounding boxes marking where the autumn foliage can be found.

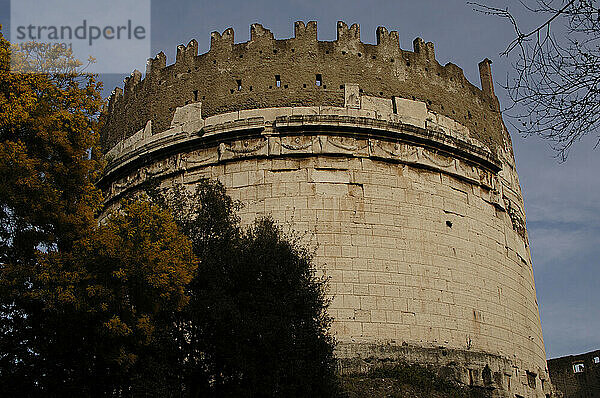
[0,26,338,397]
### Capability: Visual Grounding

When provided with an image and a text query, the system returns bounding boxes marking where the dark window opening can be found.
[249,86,253,92]
[273,49,277,54]
[316,74,322,87]
[358,53,362,57]
[526,372,536,389]
[482,365,492,387]
[284,84,288,89]
[230,89,234,94]
[341,50,346,55]
[193,90,198,101]
[303,84,307,88]
[340,85,344,89]
[237,79,242,91]
[275,75,281,88]
[446,221,452,228]
[468,369,474,386]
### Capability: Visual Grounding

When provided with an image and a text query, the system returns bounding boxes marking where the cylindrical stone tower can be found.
[100,21,551,397]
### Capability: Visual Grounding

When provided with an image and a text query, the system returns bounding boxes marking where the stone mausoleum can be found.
[100,21,553,397]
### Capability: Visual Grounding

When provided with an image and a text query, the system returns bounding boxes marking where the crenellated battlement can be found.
[294,21,317,41]
[101,21,505,154]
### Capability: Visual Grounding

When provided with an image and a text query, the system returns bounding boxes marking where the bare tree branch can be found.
[471,0,600,160]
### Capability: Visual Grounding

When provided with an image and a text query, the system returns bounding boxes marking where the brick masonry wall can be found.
[548,350,600,397]
[101,21,505,153]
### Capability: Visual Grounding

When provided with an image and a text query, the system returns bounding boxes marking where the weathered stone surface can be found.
[100,23,552,398]
[101,21,505,154]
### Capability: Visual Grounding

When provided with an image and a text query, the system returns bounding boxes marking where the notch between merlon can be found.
[107,21,494,118]
[176,39,198,64]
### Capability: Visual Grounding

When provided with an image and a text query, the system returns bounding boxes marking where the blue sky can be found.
[1,0,598,359]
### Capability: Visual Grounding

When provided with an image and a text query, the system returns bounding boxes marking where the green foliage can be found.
[2,197,198,396]
[156,180,340,397]
[0,25,105,396]
[38,198,197,390]
[0,25,338,397]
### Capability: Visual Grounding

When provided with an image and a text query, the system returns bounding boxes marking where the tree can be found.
[158,180,340,397]
[470,0,600,160]
[1,25,338,396]
[36,198,197,396]
[0,26,105,394]
[0,29,199,396]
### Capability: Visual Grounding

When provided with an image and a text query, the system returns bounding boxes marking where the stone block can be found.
[344,83,360,108]
[393,97,427,128]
